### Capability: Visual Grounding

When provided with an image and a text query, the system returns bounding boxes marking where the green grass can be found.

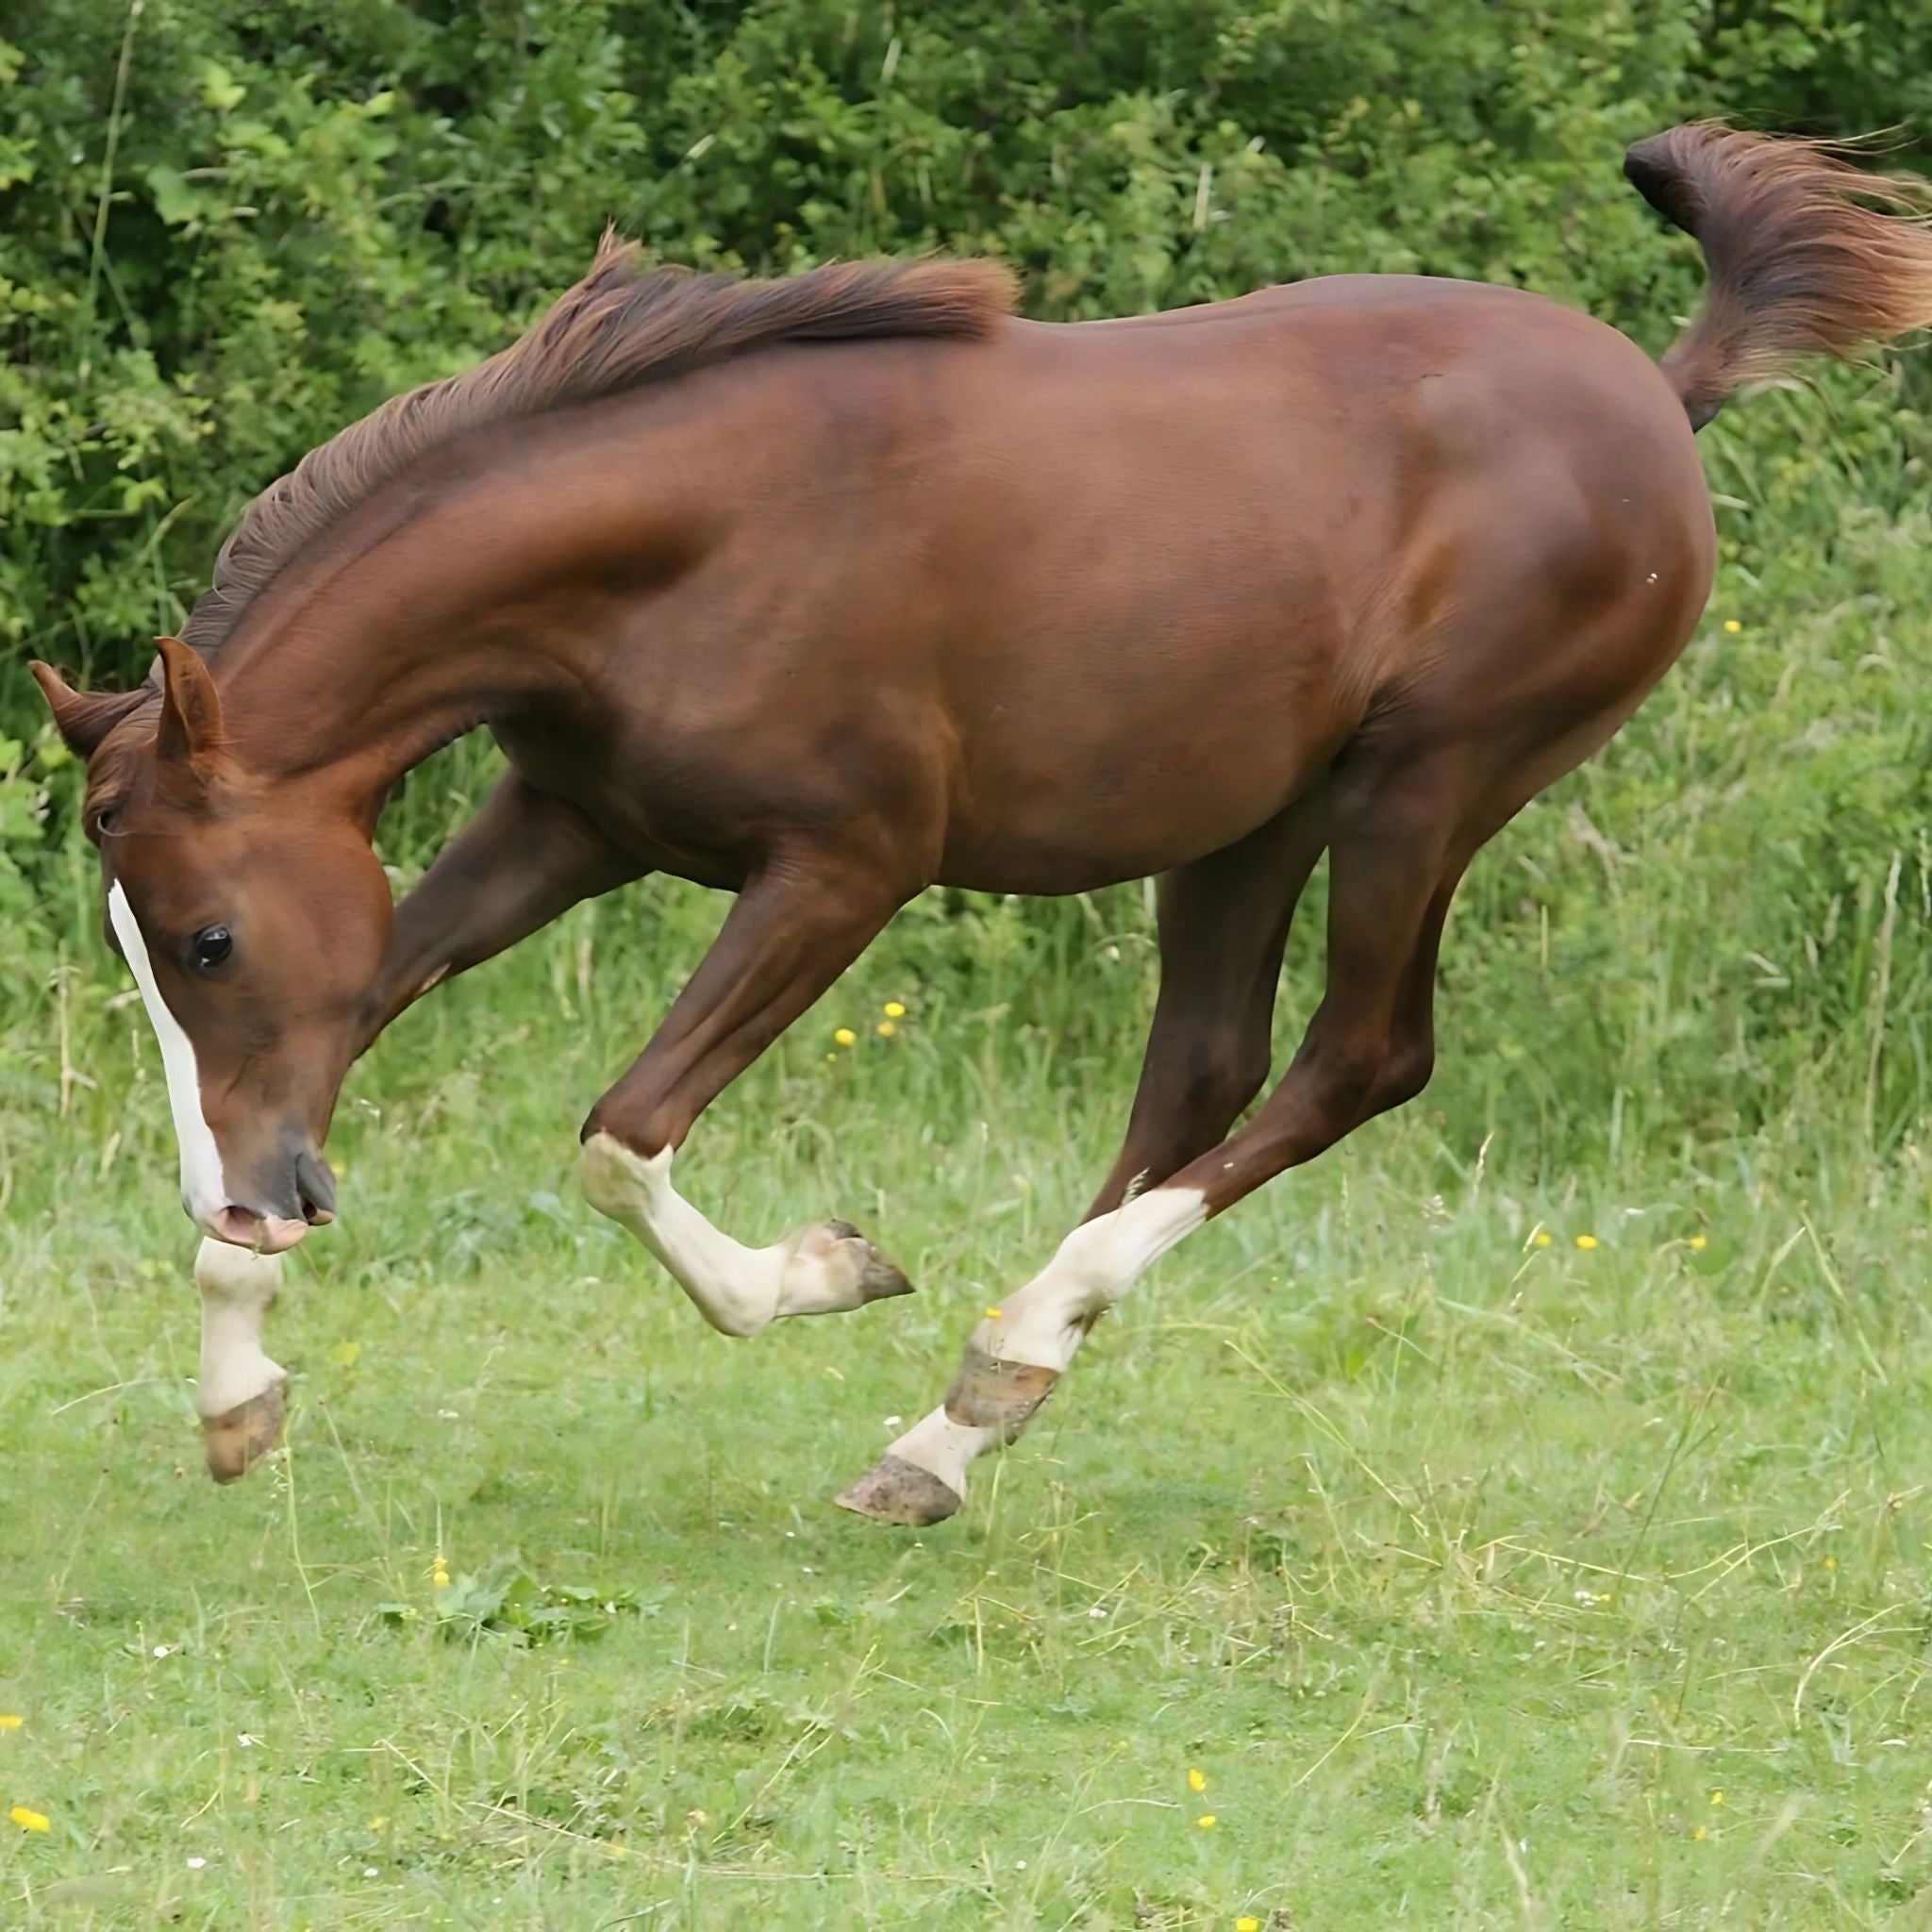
[6,870,1932,1929]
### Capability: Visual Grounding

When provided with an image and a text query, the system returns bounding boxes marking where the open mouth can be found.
[209,1207,310,1253]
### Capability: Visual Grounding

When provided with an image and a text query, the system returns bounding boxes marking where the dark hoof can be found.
[824,1221,914,1305]
[202,1381,286,1484]
[945,1344,1060,1436]
[834,1454,962,1526]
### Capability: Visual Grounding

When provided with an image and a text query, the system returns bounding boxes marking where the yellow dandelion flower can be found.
[1574,1234,1598,1251]
[1693,1824,1708,1840]
[833,1027,857,1048]
[1531,1230,1553,1249]
[1196,1813,1217,1829]
[883,1001,908,1019]
[986,1307,1003,1321]
[1824,1555,1838,1571]
[9,1806,48,1832]
[368,1816,389,1832]
[1723,618,1742,634]
[1189,1767,1207,1793]
[1709,1790,1724,1807]
[332,1340,361,1368]
[1688,1233,1707,1252]
[1239,1921,1262,1932]
[0,1715,21,1731]
[876,1020,898,1039]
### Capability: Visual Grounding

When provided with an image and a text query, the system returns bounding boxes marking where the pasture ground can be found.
[5,899,1930,1931]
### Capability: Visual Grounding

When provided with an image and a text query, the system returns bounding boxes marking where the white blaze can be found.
[108,879,228,1225]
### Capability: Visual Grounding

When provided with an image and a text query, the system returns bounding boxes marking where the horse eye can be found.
[192,924,234,970]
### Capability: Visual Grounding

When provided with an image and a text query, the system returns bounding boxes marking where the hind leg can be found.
[841,742,1469,1524]
[839,682,1671,1526]
[1084,791,1329,1219]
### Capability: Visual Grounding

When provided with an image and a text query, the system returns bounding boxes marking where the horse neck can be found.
[208,459,631,811]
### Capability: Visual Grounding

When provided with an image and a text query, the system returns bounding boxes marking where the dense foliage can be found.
[5,0,1932,1173]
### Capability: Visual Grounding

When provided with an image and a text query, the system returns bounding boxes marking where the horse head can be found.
[33,637,390,1251]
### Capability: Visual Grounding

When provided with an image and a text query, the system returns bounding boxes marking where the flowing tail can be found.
[1624,122,1932,430]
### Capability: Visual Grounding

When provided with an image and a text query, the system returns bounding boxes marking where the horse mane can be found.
[180,236,1019,656]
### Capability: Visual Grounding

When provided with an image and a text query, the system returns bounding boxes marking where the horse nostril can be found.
[294,1147,338,1224]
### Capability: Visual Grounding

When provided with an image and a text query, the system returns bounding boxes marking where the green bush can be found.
[5,0,1931,1171]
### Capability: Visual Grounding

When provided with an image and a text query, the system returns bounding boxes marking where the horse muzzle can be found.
[193,1144,338,1252]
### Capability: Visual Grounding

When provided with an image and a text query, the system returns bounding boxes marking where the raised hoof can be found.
[945,1344,1060,1437]
[821,1220,914,1305]
[202,1380,286,1484]
[834,1454,963,1526]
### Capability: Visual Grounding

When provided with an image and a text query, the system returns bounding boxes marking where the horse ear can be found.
[153,635,225,774]
[28,662,151,758]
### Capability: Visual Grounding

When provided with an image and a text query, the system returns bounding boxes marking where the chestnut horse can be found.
[36,125,1932,1517]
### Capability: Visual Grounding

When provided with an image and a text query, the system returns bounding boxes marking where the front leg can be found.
[195,1238,288,1482]
[579,853,915,1338]
[197,774,637,1484]
[358,772,642,1054]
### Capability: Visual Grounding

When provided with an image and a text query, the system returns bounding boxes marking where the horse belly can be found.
[934,605,1353,894]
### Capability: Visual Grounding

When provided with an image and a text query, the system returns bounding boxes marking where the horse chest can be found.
[490,718,757,889]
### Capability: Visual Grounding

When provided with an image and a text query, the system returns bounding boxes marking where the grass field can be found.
[7,822,1932,1929]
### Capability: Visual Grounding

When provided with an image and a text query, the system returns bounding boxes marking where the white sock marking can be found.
[980,1185,1207,1371]
[579,1133,887,1338]
[194,1238,285,1416]
[889,1406,996,1496]
[108,880,228,1228]
[883,1184,1208,1492]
